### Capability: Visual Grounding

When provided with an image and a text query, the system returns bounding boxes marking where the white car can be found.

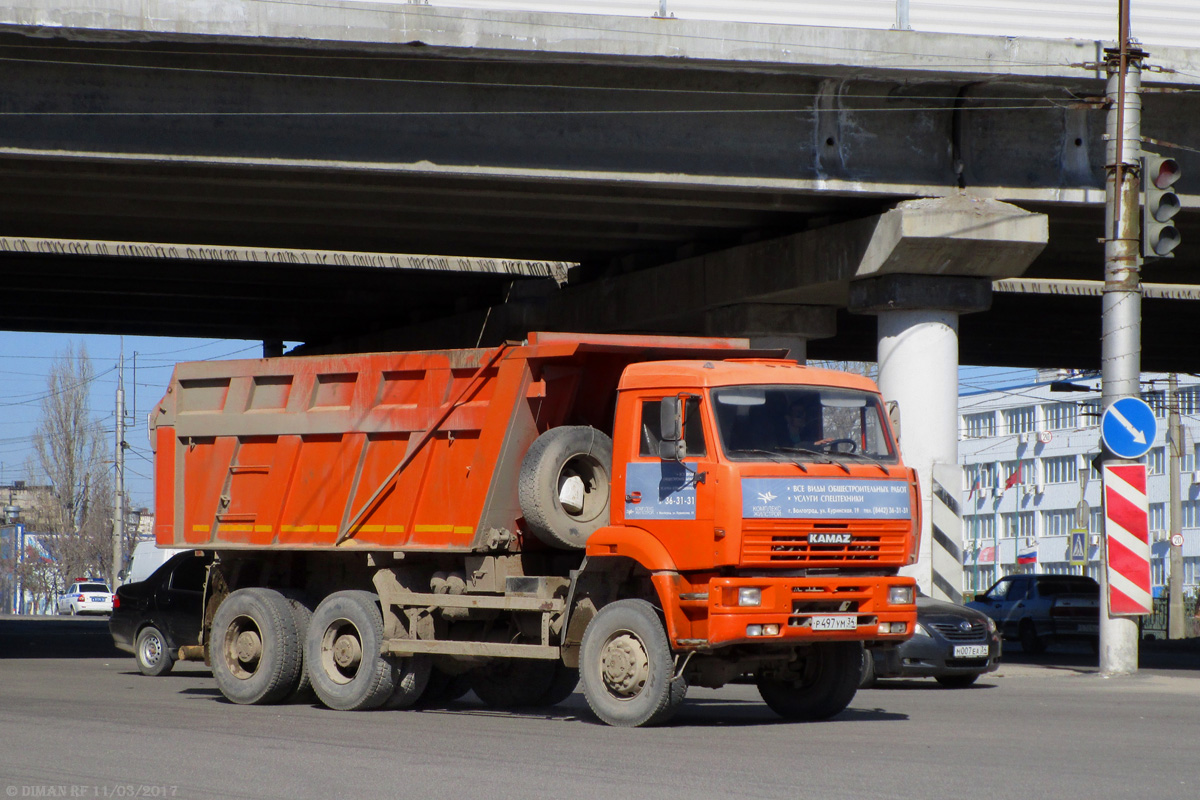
[57,580,114,616]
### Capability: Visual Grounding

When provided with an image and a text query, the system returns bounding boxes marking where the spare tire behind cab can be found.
[518,426,613,550]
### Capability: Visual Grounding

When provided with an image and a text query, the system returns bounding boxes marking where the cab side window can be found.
[639,398,707,458]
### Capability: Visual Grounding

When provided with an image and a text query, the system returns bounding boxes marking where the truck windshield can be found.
[711,385,898,464]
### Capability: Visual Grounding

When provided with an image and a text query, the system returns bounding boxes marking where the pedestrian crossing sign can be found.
[1069,529,1088,566]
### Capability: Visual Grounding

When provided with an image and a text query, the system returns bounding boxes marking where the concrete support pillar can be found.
[851,274,991,598]
[877,309,961,595]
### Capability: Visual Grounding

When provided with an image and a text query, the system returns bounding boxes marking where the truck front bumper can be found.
[696,575,917,650]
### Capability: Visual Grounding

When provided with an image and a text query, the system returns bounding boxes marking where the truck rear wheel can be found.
[307,591,401,711]
[519,426,613,550]
[281,593,314,700]
[579,599,686,727]
[210,588,304,705]
[382,654,432,710]
[756,642,861,721]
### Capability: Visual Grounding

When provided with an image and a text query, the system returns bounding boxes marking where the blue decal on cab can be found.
[625,462,698,520]
[742,478,910,519]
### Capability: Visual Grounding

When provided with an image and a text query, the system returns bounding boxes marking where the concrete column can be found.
[877,309,961,594]
[851,274,992,597]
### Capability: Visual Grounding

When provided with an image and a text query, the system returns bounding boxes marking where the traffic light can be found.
[1142,154,1182,259]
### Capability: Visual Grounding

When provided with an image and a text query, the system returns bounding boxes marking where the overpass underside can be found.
[0,3,1198,370]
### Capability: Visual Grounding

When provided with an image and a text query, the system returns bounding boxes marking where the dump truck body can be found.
[152,332,919,726]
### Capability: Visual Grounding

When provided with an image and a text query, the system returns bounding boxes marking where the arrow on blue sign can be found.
[1100,397,1157,460]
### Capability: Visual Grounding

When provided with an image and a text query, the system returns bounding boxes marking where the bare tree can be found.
[25,346,115,591]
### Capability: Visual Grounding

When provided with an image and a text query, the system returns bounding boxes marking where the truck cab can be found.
[583,359,918,659]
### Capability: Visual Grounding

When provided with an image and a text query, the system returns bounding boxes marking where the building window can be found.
[1178,387,1200,416]
[1148,447,1165,476]
[1183,501,1200,529]
[1002,406,1035,435]
[1042,509,1076,537]
[1183,447,1196,473]
[1149,503,1166,532]
[965,514,996,542]
[966,462,996,491]
[1041,402,1078,431]
[1043,455,1078,485]
[1000,459,1032,487]
[963,411,996,439]
[1143,390,1167,418]
[1001,511,1034,538]
[1090,508,1104,534]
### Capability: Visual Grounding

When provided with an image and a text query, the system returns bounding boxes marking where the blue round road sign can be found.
[1100,397,1157,460]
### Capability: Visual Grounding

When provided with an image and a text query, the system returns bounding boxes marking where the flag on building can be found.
[968,477,982,500]
[1003,463,1023,492]
[1017,538,1037,564]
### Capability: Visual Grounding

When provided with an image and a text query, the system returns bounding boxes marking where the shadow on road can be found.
[0,616,122,658]
[999,636,1200,672]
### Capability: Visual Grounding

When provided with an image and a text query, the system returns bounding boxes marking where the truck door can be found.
[622,396,717,570]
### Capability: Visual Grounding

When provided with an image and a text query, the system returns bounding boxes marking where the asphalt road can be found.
[1,617,1198,800]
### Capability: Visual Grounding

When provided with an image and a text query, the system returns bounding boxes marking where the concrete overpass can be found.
[3,1,1200,597]
[0,1,1196,367]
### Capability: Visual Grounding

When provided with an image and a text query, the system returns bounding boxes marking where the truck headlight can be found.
[888,586,914,605]
[738,587,762,607]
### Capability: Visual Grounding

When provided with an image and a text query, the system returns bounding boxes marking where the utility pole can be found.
[1099,0,1143,676]
[112,351,126,589]
[1167,374,1185,639]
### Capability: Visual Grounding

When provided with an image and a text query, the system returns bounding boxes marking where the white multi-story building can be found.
[959,371,1200,598]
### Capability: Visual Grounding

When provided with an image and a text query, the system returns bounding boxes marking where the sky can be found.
[0,330,1036,516]
[0,332,274,512]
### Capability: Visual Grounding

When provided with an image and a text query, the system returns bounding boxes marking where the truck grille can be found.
[741,520,910,567]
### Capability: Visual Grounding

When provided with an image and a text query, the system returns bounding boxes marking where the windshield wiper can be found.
[830,450,891,475]
[776,446,850,475]
[728,448,808,472]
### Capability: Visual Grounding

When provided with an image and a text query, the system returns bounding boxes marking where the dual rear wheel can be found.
[209,588,428,710]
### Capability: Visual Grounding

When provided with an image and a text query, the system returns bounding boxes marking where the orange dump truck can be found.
[153,332,919,726]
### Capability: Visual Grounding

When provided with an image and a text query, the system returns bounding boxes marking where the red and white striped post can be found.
[1102,463,1152,615]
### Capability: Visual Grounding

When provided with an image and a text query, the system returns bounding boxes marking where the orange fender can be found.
[585,526,676,572]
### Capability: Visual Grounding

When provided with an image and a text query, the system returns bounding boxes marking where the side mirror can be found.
[659,397,686,462]
[886,400,901,444]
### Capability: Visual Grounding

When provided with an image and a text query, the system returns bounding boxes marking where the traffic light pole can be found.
[1100,19,1143,675]
[1168,374,1184,639]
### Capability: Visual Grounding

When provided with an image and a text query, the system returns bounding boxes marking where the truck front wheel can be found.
[579,599,686,727]
[307,591,421,711]
[756,642,861,721]
[210,588,304,705]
